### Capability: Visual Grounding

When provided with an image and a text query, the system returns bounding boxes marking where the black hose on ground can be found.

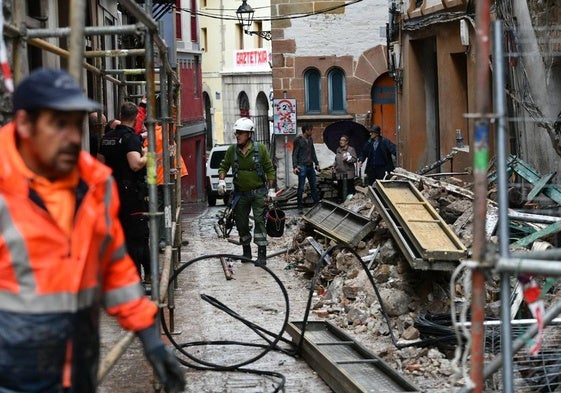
[160,253,295,392]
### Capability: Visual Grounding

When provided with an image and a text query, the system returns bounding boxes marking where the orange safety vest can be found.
[144,124,188,185]
[0,122,157,390]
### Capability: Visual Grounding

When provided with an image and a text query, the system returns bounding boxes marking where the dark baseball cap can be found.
[370,125,381,134]
[13,68,101,113]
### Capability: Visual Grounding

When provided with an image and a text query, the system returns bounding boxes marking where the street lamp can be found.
[236,0,271,41]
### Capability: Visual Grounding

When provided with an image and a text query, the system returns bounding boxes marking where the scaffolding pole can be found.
[68,0,87,82]
[492,20,514,393]
[469,0,492,390]
[25,24,142,39]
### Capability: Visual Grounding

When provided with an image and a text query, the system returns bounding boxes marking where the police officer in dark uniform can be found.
[99,101,150,282]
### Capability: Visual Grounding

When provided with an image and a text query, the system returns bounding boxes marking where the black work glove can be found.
[145,345,186,393]
[137,324,186,393]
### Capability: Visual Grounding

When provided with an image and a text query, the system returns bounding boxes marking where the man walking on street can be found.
[358,125,397,186]
[292,123,321,214]
[0,68,185,393]
[217,117,276,265]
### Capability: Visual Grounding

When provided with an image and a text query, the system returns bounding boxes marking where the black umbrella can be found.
[322,121,370,154]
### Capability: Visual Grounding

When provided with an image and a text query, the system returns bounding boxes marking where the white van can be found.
[205,145,234,206]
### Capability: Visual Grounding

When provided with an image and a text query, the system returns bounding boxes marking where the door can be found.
[371,74,396,144]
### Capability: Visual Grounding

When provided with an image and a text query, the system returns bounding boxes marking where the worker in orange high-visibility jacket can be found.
[135,97,188,249]
[0,68,186,393]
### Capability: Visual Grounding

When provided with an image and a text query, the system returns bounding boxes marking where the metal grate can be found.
[485,324,561,392]
[287,321,420,392]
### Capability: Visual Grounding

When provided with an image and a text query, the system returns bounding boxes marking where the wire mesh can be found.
[485,323,561,392]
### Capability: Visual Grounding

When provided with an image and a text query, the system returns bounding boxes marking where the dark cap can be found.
[370,125,381,134]
[13,68,101,113]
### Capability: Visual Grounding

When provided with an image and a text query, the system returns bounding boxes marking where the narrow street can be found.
[98,201,334,392]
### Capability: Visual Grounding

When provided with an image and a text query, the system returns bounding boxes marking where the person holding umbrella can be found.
[332,134,357,202]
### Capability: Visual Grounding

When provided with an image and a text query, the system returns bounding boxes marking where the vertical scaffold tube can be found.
[470,0,491,389]
[492,21,514,393]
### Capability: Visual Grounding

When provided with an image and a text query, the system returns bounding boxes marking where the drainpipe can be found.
[470,0,491,390]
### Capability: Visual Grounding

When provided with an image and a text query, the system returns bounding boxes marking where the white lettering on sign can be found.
[234,49,270,68]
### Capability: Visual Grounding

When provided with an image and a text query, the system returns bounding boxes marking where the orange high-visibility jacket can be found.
[143,124,188,185]
[0,122,157,389]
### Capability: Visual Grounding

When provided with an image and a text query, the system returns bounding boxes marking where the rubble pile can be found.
[284,166,561,389]
[284,179,472,387]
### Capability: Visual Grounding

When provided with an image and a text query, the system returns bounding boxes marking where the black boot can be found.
[242,245,252,261]
[256,246,266,266]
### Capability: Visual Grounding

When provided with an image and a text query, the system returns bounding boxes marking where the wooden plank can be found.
[219,256,233,280]
[507,156,561,204]
[526,172,555,202]
[369,185,458,270]
[392,167,478,201]
[509,220,561,249]
[374,180,467,260]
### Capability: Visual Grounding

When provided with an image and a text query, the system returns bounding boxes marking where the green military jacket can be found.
[218,140,275,192]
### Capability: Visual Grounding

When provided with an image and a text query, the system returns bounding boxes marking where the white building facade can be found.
[199,0,272,149]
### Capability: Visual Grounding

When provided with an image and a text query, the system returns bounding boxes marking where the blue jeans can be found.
[296,165,320,208]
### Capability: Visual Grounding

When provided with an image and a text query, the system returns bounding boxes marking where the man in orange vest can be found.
[0,68,185,393]
[136,96,188,250]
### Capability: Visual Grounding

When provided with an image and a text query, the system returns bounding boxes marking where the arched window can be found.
[328,68,346,114]
[304,68,321,113]
[238,91,250,118]
[253,92,271,148]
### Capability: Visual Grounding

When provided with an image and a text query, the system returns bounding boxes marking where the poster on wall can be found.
[273,98,297,135]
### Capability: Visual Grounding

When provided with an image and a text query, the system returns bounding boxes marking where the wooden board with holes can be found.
[373,180,467,261]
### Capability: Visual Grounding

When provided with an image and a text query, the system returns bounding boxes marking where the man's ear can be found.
[13,110,33,139]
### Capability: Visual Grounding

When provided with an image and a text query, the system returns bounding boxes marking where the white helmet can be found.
[233,117,255,132]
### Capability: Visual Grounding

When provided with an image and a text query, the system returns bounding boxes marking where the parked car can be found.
[206,144,233,206]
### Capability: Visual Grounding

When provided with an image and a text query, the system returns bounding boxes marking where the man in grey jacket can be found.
[292,123,320,213]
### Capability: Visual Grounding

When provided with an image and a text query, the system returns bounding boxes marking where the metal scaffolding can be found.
[462,17,561,393]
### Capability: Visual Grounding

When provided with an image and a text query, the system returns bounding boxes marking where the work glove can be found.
[145,345,186,393]
[217,179,227,196]
[267,188,276,200]
[137,324,186,393]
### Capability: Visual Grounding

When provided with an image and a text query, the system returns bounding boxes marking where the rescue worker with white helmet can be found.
[217,117,276,265]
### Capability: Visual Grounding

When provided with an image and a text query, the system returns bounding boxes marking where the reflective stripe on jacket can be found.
[0,122,157,390]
